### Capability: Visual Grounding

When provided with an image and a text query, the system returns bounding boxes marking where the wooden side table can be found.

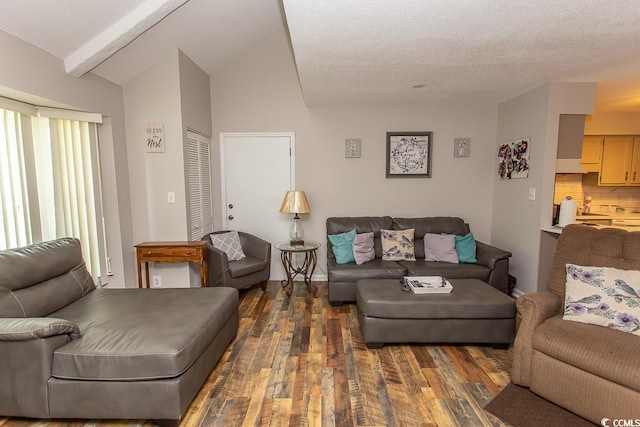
[275,241,320,296]
[135,241,208,288]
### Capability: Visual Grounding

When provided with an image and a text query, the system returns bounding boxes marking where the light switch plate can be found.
[345,138,361,158]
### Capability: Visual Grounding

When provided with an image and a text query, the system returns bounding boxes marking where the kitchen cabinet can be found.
[599,136,640,186]
[581,136,602,172]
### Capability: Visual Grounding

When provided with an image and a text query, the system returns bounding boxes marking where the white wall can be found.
[123,49,211,288]
[211,28,499,277]
[0,30,134,288]
[492,82,596,294]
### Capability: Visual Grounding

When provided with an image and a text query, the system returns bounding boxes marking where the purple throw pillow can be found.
[353,232,375,265]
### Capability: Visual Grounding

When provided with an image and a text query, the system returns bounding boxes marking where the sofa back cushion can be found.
[0,238,95,317]
[393,217,469,259]
[549,225,640,301]
[326,216,393,259]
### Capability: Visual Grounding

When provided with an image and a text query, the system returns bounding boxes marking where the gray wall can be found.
[123,49,211,288]
[0,30,134,288]
[211,28,500,277]
[492,82,596,294]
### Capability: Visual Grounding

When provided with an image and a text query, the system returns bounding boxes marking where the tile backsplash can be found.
[554,173,640,213]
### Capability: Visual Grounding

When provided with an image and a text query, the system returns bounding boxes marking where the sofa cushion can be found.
[401,260,490,281]
[424,233,459,263]
[328,229,357,264]
[533,315,640,392]
[563,264,640,336]
[353,232,375,265]
[228,256,267,278]
[392,217,469,237]
[327,259,406,283]
[381,229,416,261]
[326,216,393,259]
[50,287,238,381]
[0,238,95,317]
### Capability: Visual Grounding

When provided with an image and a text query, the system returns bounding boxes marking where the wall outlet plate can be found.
[345,138,361,158]
[454,138,471,157]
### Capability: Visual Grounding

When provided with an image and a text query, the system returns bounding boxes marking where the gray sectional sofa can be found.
[326,216,512,305]
[0,238,239,425]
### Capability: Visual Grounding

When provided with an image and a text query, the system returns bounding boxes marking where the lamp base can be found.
[290,239,304,246]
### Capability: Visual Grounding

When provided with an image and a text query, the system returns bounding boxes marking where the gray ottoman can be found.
[356,278,516,348]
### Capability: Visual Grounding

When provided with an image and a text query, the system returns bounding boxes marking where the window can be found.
[0,102,107,283]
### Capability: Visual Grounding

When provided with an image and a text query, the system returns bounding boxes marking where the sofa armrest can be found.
[475,241,512,269]
[206,244,230,287]
[240,232,271,262]
[475,241,512,293]
[0,318,81,341]
[511,292,562,387]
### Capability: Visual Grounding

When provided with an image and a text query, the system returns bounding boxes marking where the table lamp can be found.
[279,190,310,245]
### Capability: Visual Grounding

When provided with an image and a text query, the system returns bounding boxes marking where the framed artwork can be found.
[453,138,470,157]
[497,137,530,179]
[386,131,433,178]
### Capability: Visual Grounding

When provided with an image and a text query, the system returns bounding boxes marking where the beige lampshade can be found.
[279,190,310,214]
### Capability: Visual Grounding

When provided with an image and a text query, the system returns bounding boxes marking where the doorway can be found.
[220,132,294,280]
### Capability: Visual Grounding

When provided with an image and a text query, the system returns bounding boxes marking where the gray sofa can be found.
[0,238,239,425]
[326,216,512,305]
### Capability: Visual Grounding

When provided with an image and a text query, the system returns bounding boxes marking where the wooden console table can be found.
[135,241,208,288]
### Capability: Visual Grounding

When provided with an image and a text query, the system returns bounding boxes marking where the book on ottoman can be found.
[405,276,453,294]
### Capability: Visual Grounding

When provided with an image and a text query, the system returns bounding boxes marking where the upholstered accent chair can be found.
[511,225,640,423]
[202,231,271,290]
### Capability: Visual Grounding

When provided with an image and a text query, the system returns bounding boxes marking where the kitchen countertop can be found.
[576,212,640,220]
[542,223,640,235]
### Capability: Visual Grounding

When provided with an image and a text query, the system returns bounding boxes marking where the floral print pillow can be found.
[563,264,640,336]
[381,229,415,261]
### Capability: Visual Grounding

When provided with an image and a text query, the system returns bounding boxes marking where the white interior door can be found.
[221,132,294,280]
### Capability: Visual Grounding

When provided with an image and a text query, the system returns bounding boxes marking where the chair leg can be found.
[261,281,267,291]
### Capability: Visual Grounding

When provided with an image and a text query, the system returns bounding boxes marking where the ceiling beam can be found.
[64,0,189,77]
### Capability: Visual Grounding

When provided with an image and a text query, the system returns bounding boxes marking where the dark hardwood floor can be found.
[1,282,512,426]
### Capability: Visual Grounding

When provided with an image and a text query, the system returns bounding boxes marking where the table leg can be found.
[144,262,150,288]
[280,250,294,296]
[304,250,318,295]
[137,261,143,288]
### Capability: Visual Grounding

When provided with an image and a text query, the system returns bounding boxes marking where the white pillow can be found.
[563,264,640,336]
[210,231,246,261]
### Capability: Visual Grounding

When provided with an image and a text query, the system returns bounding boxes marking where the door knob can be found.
[228,204,233,209]
[228,215,234,220]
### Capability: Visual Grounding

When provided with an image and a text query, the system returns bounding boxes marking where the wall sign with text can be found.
[145,123,165,153]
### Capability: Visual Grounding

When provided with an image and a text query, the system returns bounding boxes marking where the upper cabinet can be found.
[599,136,640,186]
[581,136,603,172]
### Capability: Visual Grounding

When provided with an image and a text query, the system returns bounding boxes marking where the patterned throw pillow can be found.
[381,229,415,261]
[210,231,246,261]
[563,264,640,336]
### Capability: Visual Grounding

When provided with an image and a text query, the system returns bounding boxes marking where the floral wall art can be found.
[497,137,530,179]
[386,131,433,178]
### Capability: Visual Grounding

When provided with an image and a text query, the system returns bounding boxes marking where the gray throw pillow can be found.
[210,231,246,261]
[353,232,375,265]
[424,233,459,263]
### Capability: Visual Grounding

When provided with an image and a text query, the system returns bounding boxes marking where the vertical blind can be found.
[0,104,105,281]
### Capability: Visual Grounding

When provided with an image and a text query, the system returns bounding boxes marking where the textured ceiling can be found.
[1,0,640,112]
[283,0,640,111]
